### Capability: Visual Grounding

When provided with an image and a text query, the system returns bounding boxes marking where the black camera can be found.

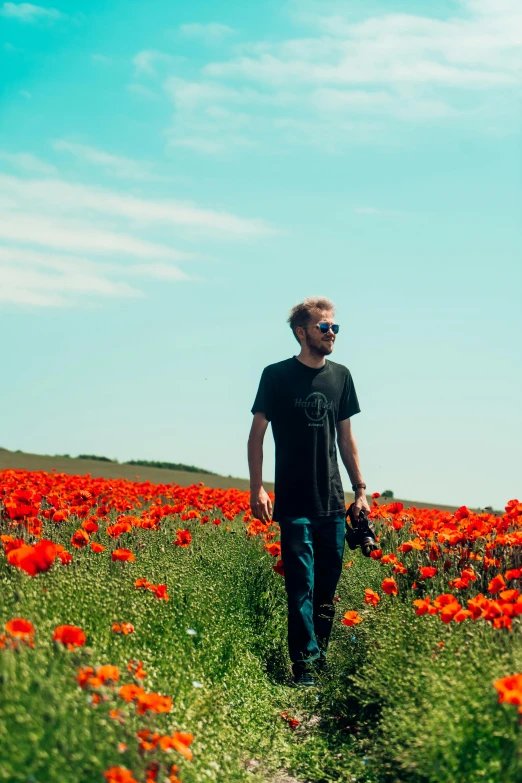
[345,503,379,557]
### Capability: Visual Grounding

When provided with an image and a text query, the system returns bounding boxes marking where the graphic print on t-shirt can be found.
[294,391,334,425]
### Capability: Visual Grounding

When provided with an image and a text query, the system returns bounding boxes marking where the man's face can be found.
[300,309,337,357]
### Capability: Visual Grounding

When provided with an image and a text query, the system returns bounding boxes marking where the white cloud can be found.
[0,211,186,259]
[0,244,198,307]
[0,2,62,22]
[133,49,177,76]
[0,174,276,237]
[53,140,159,180]
[0,166,276,308]
[163,77,296,153]
[158,0,516,152]
[165,76,245,111]
[179,22,235,42]
[0,151,56,175]
[0,260,141,302]
[310,87,459,121]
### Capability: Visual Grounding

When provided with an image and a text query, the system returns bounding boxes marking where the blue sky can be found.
[0,0,521,509]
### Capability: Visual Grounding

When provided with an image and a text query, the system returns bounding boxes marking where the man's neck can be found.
[294,352,326,370]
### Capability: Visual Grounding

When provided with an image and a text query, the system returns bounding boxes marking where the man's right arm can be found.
[247,411,273,522]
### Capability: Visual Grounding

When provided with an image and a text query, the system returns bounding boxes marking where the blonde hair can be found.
[287,296,335,344]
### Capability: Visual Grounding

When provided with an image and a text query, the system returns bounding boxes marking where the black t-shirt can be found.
[251,356,361,520]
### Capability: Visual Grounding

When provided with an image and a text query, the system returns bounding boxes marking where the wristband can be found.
[352,483,367,491]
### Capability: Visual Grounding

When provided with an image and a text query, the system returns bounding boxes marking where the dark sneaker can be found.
[312,656,327,674]
[293,669,317,688]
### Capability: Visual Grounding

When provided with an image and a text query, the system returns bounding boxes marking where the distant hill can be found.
[0,448,250,491]
[0,447,479,513]
[70,454,218,475]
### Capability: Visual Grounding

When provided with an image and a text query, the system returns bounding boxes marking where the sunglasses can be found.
[314,322,339,334]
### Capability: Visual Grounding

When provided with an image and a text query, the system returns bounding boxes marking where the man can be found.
[248,296,370,687]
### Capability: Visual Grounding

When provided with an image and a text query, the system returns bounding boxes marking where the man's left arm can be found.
[336,417,371,515]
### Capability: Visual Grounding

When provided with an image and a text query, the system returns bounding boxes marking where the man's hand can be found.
[250,486,273,522]
[353,491,371,518]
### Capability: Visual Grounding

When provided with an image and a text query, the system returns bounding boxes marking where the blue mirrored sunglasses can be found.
[315,322,339,334]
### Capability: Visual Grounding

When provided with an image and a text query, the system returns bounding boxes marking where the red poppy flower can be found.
[112,549,135,563]
[453,609,471,622]
[381,577,398,595]
[128,659,147,680]
[419,566,438,579]
[273,559,285,576]
[158,731,194,759]
[103,767,139,783]
[106,522,132,539]
[493,673,522,705]
[280,711,300,730]
[341,610,363,626]
[174,529,192,548]
[91,542,105,553]
[5,617,34,645]
[499,589,520,602]
[413,597,433,616]
[7,540,59,576]
[151,584,169,601]
[433,593,459,610]
[55,545,73,565]
[364,588,380,607]
[112,622,134,635]
[53,624,86,649]
[71,529,90,548]
[488,574,507,594]
[264,541,281,557]
[1,536,25,554]
[119,683,145,702]
[439,603,462,623]
[52,510,69,524]
[136,691,172,715]
[76,666,95,689]
[96,665,120,684]
[82,519,99,534]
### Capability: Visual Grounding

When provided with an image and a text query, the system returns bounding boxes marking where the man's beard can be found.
[305,331,332,357]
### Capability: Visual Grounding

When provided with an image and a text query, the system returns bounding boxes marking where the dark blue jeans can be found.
[279,513,346,676]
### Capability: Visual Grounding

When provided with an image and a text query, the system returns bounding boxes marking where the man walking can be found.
[248,296,370,687]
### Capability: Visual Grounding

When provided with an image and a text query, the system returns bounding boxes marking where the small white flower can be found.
[192,680,203,688]
[186,628,197,636]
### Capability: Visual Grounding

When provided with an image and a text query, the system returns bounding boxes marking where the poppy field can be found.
[1,467,522,783]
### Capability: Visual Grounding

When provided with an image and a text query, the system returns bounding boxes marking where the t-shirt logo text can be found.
[294,392,334,424]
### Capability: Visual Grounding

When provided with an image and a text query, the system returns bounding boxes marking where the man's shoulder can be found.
[261,358,295,376]
[326,359,351,377]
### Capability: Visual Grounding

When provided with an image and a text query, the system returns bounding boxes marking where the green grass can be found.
[1,507,522,783]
